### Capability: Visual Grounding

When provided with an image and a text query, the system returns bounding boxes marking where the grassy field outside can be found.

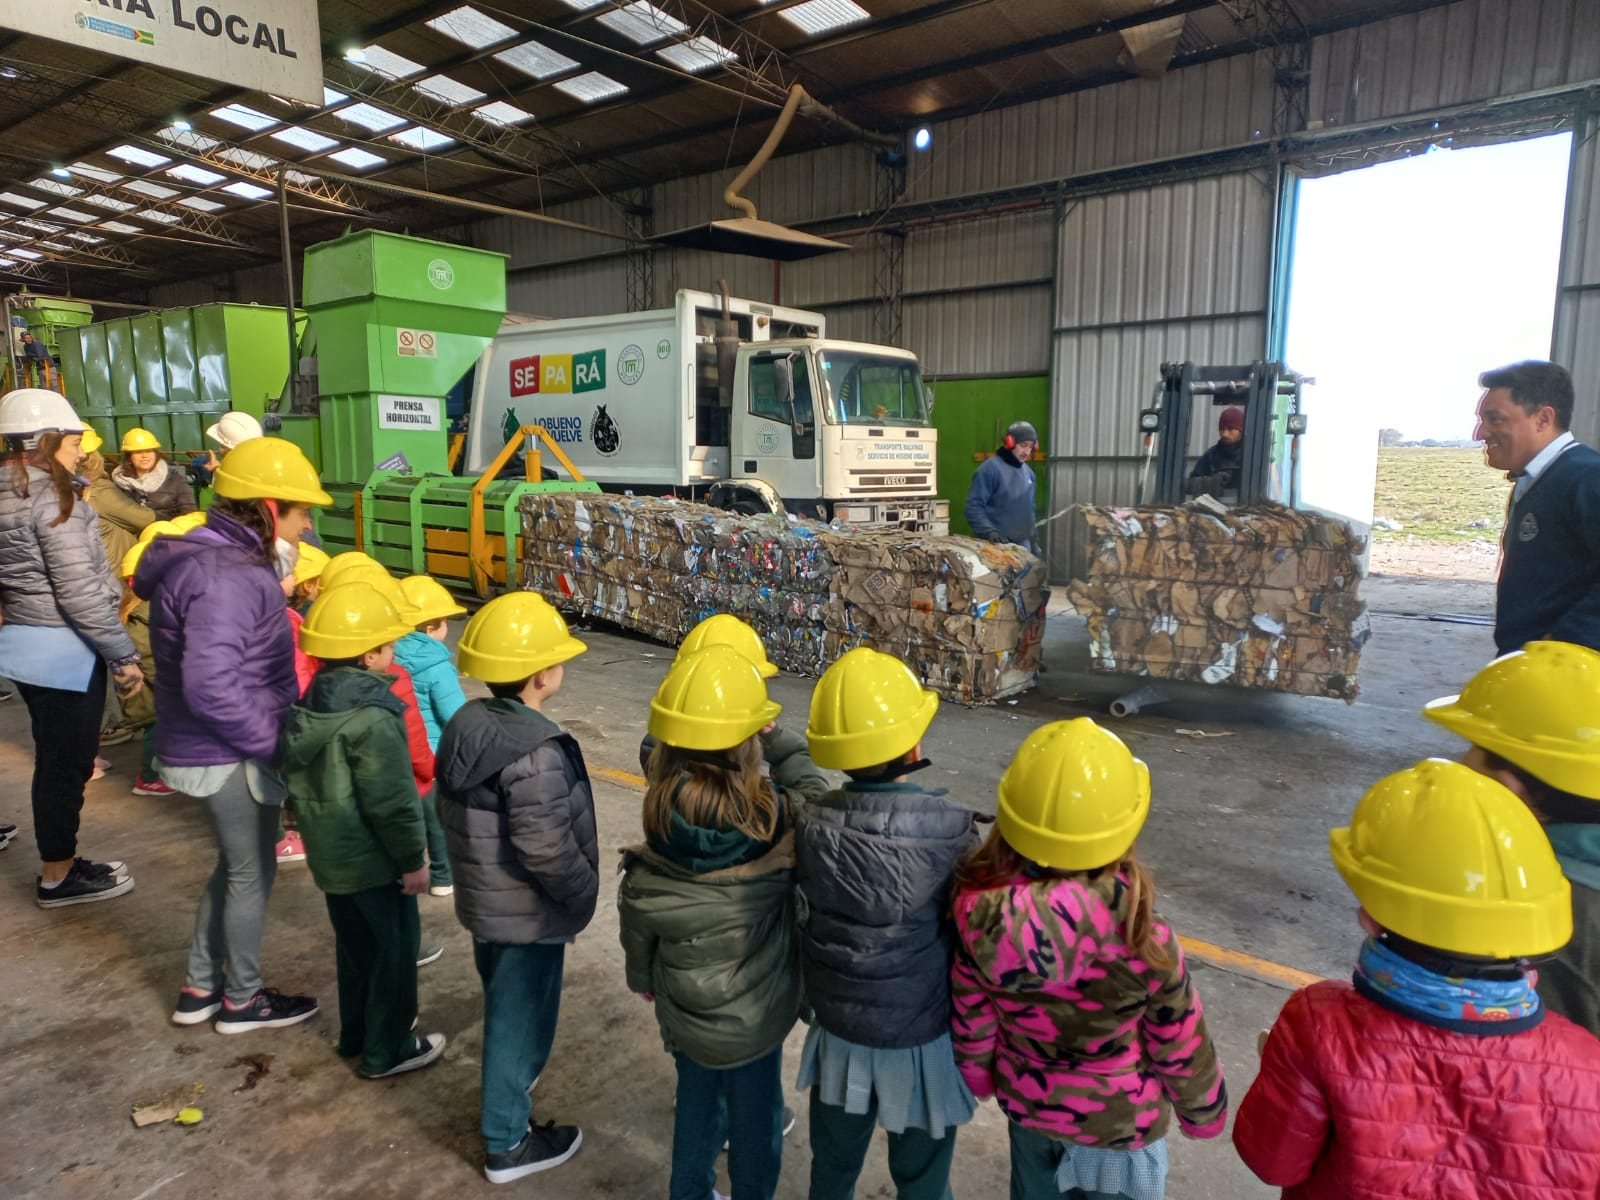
[1372,446,1506,541]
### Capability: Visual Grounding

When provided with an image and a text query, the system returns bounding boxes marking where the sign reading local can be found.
[378,394,442,432]
[509,349,606,398]
[16,0,322,104]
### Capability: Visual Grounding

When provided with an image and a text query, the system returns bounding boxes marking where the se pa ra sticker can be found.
[509,349,606,398]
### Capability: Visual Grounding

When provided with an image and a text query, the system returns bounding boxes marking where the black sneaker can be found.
[361,1031,446,1079]
[36,861,135,908]
[484,1122,583,1184]
[417,942,444,967]
[74,856,127,879]
[0,823,16,850]
[171,987,224,1026]
[214,987,318,1035]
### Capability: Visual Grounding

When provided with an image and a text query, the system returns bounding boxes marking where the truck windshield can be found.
[819,351,929,426]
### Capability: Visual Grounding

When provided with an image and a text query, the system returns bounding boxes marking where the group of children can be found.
[100,512,1600,1196]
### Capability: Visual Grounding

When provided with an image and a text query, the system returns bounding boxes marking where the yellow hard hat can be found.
[319,551,380,590]
[292,541,330,587]
[997,718,1151,871]
[79,426,104,455]
[1330,758,1572,959]
[168,510,208,533]
[121,427,161,452]
[212,436,332,506]
[330,562,423,624]
[120,519,185,578]
[678,614,777,679]
[1425,641,1600,801]
[457,592,587,682]
[401,575,467,626]
[806,647,938,770]
[649,645,779,752]
[298,581,415,660]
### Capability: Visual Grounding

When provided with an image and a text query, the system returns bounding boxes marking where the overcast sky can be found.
[1284,132,1573,443]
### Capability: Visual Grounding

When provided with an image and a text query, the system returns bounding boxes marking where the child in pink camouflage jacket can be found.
[949,719,1227,1200]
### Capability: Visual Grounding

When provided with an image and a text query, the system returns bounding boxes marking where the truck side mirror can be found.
[924,384,935,417]
[715,319,739,408]
[773,355,794,409]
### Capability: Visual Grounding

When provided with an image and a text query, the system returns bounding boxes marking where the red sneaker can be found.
[132,775,178,797]
[275,831,306,863]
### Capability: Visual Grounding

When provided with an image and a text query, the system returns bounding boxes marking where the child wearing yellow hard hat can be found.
[1423,640,1600,1034]
[433,592,596,1183]
[1235,759,1600,1196]
[117,521,188,797]
[272,539,330,865]
[797,648,982,1199]
[281,581,445,1080]
[619,644,827,1200]
[636,613,781,772]
[949,717,1227,1199]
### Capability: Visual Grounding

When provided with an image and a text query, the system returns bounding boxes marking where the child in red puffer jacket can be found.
[1235,760,1600,1200]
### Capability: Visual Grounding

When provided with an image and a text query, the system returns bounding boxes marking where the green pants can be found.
[808,1089,958,1200]
[324,886,420,1077]
[421,787,452,887]
[1008,1123,1133,1200]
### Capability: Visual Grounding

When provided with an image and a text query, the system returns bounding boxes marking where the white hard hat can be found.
[205,410,264,450]
[0,388,87,437]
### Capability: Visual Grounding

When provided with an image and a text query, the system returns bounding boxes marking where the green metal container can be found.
[107,318,139,413]
[76,324,112,414]
[303,230,507,481]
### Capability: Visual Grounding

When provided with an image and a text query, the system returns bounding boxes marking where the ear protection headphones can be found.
[1002,433,1016,450]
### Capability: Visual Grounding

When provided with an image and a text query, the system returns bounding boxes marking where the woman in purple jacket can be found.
[134,438,332,1034]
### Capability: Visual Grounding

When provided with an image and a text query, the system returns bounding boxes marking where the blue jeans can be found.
[670,1048,784,1200]
[474,940,565,1154]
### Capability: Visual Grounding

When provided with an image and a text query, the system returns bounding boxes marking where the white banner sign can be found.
[10,0,323,105]
[378,394,442,432]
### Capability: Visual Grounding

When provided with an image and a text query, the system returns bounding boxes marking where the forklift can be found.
[1136,361,1310,507]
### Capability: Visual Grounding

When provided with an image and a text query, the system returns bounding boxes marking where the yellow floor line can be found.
[590,763,1324,991]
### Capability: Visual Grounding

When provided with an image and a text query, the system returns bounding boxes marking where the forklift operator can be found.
[1188,406,1245,497]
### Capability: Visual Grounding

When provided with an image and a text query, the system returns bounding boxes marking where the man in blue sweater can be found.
[964,420,1039,553]
[1479,360,1600,654]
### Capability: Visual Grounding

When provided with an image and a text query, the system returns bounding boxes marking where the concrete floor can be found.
[0,572,1497,1200]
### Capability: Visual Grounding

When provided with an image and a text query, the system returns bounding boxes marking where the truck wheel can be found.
[728,497,767,516]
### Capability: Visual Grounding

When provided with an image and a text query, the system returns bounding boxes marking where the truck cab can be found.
[719,338,947,534]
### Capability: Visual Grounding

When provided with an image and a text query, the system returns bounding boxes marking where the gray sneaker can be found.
[484,1122,582,1184]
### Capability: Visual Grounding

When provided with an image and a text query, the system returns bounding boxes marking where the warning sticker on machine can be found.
[378,394,442,431]
[397,328,437,358]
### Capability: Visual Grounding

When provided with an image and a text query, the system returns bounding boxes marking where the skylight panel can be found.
[66,232,104,244]
[598,2,685,45]
[494,41,578,79]
[427,6,515,46]
[0,259,16,269]
[389,126,456,152]
[81,194,137,212]
[38,241,74,251]
[323,86,349,106]
[167,164,227,186]
[415,74,486,106]
[354,45,424,80]
[271,126,340,153]
[69,162,122,183]
[333,103,408,133]
[47,207,95,223]
[123,180,179,199]
[553,72,627,103]
[215,147,278,171]
[659,36,737,73]
[768,0,869,35]
[138,209,182,225]
[328,147,387,170]
[99,221,142,234]
[15,219,63,233]
[0,191,46,209]
[222,181,273,201]
[178,196,226,212]
[556,0,607,9]
[29,178,83,198]
[210,103,278,132]
[10,248,43,259]
[108,145,172,168]
[156,125,220,150]
[474,101,532,127]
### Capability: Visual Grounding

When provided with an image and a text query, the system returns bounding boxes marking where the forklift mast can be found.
[1142,361,1308,506]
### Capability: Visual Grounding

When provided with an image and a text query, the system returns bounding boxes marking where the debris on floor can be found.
[1066,502,1370,702]
[521,493,1047,701]
[131,1084,205,1128]
[227,1053,273,1093]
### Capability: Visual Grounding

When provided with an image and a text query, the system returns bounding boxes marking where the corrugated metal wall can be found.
[1553,106,1600,448]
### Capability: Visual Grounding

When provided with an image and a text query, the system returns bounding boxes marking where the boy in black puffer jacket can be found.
[796,648,982,1200]
[434,594,598,1186]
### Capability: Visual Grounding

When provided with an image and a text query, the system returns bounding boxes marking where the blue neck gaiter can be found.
[1353,936,1544,1036]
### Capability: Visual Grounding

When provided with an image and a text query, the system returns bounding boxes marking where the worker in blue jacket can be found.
[1479,360,1600,655]
[964,421,1039,553]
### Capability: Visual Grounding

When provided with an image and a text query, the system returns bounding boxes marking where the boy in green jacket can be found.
[283,581,445,1079]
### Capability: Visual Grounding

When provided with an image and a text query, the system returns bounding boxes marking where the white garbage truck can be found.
[463,287,948,532]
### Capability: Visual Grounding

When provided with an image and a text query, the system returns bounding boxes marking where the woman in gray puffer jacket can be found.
[0,390,144,909]
[796,648,983,1200]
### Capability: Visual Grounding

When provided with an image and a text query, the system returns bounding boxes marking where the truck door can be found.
[736,351,820,505]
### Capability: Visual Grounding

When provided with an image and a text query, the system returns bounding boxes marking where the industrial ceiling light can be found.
[344,47,367,63]
[173,118,191,131]
[51,166,70,178]
[913,126,932,151]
